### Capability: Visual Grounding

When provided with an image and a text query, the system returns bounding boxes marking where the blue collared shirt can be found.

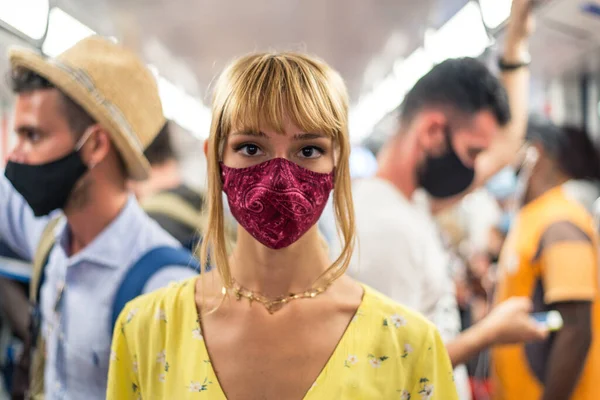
[0,176,197,399]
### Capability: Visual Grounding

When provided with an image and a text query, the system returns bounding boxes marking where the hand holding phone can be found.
[486,297,549,344]
[531,311,563,332]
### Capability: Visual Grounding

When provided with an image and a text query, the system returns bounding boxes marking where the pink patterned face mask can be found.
[221,158,334,249]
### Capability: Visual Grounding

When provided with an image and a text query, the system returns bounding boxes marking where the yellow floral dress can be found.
[107,278,458,399]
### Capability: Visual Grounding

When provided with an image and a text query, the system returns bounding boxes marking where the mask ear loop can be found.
[74,127,98,170]
[74,127,95,151]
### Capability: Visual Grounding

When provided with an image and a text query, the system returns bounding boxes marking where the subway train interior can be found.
[0,0,599,399]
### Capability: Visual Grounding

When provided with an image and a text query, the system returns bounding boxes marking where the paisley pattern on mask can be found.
[221,158,334,249]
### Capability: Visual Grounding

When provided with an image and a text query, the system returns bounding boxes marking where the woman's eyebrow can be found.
[293,133,327,141]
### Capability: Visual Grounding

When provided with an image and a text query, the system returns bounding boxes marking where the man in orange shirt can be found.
[493,119,600,400]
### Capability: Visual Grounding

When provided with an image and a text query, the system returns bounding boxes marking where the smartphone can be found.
[531,310,563,331]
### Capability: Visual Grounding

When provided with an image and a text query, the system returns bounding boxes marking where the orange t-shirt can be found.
[492,186,600,400]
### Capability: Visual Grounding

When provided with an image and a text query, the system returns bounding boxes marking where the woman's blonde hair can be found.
[199,51,355,291]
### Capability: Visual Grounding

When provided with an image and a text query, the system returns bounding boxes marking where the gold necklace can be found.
[228,278,332,314]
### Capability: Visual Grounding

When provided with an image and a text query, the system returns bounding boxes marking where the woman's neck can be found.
[229,226,331,298]
[525,174,568,205]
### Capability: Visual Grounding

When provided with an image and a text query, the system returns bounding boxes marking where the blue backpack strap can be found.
[110,246,200,333]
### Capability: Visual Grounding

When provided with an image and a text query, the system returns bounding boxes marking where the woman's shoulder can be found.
[117,276,197,336]
[360,284,440,346]
[362,284,435,325]
[351,284,453,392]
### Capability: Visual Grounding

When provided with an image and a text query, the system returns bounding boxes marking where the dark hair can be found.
[10,68,95,138]
[526,116,600,181]
[144,121,177,165]
[400,58,511,127]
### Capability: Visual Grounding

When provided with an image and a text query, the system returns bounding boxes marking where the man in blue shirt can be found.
[1,36,196,399]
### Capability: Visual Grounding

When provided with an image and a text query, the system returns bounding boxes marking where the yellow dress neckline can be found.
[186,277,372,399]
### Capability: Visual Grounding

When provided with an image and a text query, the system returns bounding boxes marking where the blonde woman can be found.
[107,52,458,399]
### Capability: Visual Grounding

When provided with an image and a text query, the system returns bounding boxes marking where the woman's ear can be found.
[203,139,209,157]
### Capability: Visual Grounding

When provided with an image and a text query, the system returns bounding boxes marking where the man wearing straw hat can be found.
[0,36,197,399]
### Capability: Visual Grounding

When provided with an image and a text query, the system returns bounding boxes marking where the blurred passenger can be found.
[108,52,459,399]
[0,241,29,342]
[319,146,378,246]
[333,1,545,399]
[492,120,600,400]
[0,240,30,392]
[1,37,197,399]
[488,226,507,269]
[486,166,519,241]
[129,121,208,250]
[563,178,600,213]
[131,122,238,253]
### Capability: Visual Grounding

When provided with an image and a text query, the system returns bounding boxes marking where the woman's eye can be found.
[238,144,263,157]
[299,146,323,159]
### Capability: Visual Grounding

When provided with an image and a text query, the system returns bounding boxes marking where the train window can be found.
[42,7,95,57]
[479,0,512,30]
[0,0,49,41]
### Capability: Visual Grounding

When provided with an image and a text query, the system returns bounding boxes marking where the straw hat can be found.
[9,35,165,180]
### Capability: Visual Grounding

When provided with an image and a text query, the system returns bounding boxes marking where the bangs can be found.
[216,53,347,140]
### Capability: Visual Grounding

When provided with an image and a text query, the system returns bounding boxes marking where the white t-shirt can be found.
[563,179,600,213]
[333,178,471,400]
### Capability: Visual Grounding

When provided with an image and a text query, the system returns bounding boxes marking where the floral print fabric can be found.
[107,278,458,399]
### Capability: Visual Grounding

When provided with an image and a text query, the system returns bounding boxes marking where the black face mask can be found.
[5,141,90,217]
[418,131,475,199]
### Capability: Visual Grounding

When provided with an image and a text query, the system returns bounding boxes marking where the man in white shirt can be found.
[337,1,547,399]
